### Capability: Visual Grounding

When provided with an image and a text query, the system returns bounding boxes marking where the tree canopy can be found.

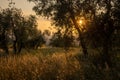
[0,3,45,54]
[28,0,120,68]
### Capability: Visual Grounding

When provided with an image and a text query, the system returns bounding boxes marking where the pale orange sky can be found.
[0,0,54,32]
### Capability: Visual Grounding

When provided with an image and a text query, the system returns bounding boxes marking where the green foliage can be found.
[0,6,45,54]
[49,28,75,50]
[28,0,93,56]
[24,32,46,49]
[28,1,120,68]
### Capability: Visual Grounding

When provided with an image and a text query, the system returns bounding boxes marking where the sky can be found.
[0,0,54,32]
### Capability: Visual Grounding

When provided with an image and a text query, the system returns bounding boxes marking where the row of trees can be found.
[0,0,77,55]
[28,0,120,69]
[0,0,119,69]
[0,1,45,54]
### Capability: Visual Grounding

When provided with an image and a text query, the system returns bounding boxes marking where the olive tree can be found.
[28,0,89,56]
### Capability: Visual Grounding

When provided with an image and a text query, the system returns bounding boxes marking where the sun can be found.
[79,20,83,25]
[77,17,88,29]
[78,19,84,26]
[77,17,87,30]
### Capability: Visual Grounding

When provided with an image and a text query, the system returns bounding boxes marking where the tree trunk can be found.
[99,0,113,68]
[71,16,88,57]
[18,41,23,53]
[1,30,9,54]
[3,41,9,54]
[79,35,88,57]
[102,36,112,68]
[13,40,17,54]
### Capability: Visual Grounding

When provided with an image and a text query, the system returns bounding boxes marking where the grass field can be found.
[0,47,120,80]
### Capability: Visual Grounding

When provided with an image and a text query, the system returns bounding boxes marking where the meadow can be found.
[0,47,119,80]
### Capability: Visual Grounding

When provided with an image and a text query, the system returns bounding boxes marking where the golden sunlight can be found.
[77,18,85,29]
[79,20,83,25]
[77,17,85,26]
[77,17,87,30]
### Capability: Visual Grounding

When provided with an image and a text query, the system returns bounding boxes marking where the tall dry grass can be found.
[0,48,119,80]
[0,50,82,80]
